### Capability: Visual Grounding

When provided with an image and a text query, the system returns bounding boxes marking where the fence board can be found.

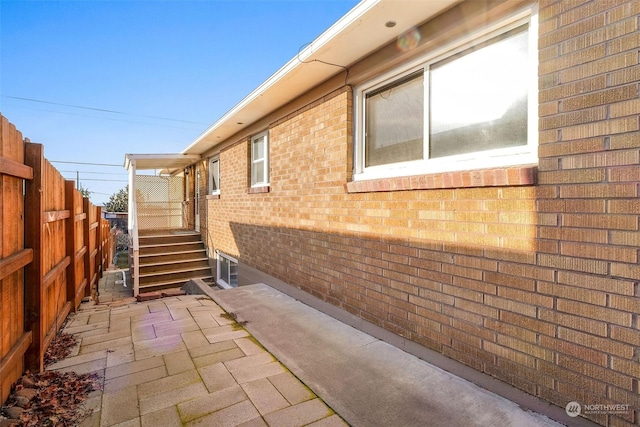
[100,217,113,275]
[0,157,33,180]
[65,180,87,309]
[24,143,72,372]
[24,142,46,372]
[0,116,33,403]
[2,115,115,396]
[84,199,99,301]
[0,249,33,281]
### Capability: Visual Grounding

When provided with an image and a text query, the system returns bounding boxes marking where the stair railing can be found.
[127,159,140,296]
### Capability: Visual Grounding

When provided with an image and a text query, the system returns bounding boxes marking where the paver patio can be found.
[47,270,346,427]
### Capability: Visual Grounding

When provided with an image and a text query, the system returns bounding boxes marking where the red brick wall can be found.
[204,1,640,425]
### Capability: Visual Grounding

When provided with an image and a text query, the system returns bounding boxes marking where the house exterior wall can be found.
[536,1,640,425]
[200,1,640,425]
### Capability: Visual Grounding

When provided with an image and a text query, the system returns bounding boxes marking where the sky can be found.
[0,0,359,205]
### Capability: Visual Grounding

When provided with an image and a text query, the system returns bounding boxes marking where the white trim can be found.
[216,250,238,289]
[354,5,538,182]
[251,131,269,187]
[195,167,201,232]
[208,156,221,195]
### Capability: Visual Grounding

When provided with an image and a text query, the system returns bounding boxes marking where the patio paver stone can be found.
[48,270,343,427]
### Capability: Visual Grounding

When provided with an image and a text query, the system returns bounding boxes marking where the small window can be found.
[355,11,537,180]
[216,251,238,289]
[365,71,424,167]
[251,131,269,187]
[209,156,220,195]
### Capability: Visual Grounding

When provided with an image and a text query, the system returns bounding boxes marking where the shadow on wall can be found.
[227,220,637,426]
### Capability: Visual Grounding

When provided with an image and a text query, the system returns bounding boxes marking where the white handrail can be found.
[127,159,140,296]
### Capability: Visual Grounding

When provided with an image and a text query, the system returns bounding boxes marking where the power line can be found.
[66,177,128,182]
[50,160,122,167]
[10,105,203,130]
[60,170,127,176]
[4,95,209,125]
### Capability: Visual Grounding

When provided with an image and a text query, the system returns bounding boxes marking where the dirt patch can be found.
[220,311,249,329]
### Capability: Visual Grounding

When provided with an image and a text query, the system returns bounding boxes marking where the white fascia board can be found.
[124,153,201,171]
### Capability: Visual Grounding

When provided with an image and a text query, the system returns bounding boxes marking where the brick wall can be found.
[536,1,640,425]
[203,1,640,425]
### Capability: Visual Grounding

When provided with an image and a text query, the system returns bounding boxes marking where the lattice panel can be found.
[135,175,185,230]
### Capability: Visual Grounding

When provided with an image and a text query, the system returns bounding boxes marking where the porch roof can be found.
[124,153,201,174]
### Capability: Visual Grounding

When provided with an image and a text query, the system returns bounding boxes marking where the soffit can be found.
[124,153,201,173]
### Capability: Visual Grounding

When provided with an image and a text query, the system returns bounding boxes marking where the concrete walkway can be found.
[207,284,574,427]
[48,270,345,426]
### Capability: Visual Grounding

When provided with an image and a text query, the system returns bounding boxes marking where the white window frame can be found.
[354,6,538,182]
[216,250,238,289]
[209,156,220,195]
[251,131,269,187]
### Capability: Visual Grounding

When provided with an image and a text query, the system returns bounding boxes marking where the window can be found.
[251,131,269,186]
[216,251,238,289]
[355,12,537,181]
[209,156,220,195]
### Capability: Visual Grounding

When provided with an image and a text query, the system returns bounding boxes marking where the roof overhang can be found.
[124,153,201,174]
[183,0,459,155]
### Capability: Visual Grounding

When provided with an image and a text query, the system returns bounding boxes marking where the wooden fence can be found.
[0,115,114,403]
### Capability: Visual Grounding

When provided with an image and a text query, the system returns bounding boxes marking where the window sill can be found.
[345,165,537,193]
[206,194,220,200]
[247,185,270,194]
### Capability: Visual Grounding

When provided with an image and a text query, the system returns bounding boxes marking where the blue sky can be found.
[1,0,358,205]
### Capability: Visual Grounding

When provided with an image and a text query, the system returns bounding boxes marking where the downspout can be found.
[127,159,140,296]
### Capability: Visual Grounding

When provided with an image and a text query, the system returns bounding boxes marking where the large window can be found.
[251,131,269,187]
[355,12,537,180]
[209,156,220,195]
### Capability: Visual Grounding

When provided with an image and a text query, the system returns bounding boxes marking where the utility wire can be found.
[10,105,203,130]
[50,160,122,167]
[60,170,127,175]
[65,177,128,182]
[4,95,208,125]
[297,41,350,86]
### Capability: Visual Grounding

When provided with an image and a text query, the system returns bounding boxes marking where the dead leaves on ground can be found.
[44,333,78,367]
[1,332,101,426]
[2,370,101,427]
